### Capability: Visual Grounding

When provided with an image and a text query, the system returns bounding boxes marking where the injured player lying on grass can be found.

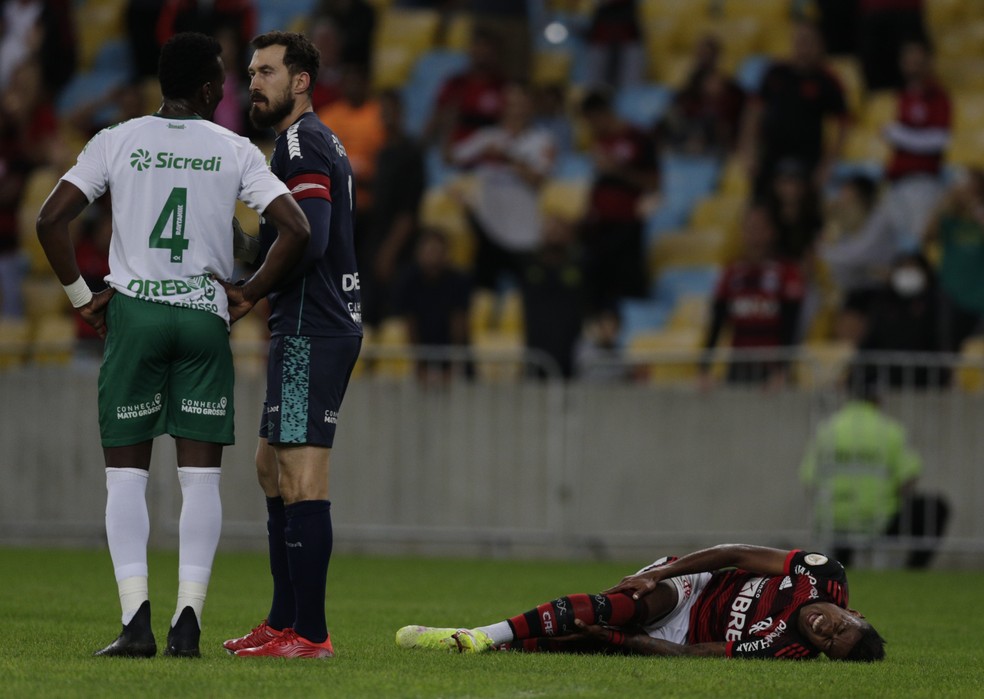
[396,544,885,661]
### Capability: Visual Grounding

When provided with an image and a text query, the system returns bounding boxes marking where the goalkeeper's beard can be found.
[250,91,296,130]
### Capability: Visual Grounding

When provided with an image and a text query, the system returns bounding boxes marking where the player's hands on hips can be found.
[218,278,254,323]
[79,287,115,339]
[604,571,663,599]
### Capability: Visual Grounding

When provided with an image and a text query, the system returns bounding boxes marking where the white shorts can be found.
[634,557,712,644]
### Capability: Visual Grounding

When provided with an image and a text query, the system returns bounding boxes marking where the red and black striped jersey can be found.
[687,550,849,660]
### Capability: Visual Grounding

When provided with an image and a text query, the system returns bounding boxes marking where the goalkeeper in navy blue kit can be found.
[222,31,362,659]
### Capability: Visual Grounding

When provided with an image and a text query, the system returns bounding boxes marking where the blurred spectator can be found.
[580,89,659,308]
[72,205,111,346]
[317,63,385,242]
[765,158,824,262]
[1,0,76,93]
[155,0,256,53]
[584,0,644,90]
[533,83,574,155]
[309,17,344,112]
[700,206,805,387]
[856,252,946,388]
[870,37,950,252]
[800,376,949,569]
[574,306,631,381]
[427,28,506,156]
[660,35,745,158]
[740,20,848,196]
[857,0,927,91]
[362,89,426,327]
[395,228,472,381]
[126,0,166,78]
[469,0,530,81]
[815,0,858,56]
[63,80,146,140]
[925,169,984,352]
[518,215,586,379]
[314,0,376,71]
[820,174,893,343]
[451,82,555,291]
[213,24,248,135]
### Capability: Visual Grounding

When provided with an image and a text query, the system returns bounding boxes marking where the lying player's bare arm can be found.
[606,544,792,598]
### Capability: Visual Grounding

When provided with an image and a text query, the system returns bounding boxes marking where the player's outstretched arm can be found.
[226,193,310,321]
[606,544,792,599]
[573,620,726,657]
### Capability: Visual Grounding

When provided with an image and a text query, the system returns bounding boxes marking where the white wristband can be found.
[63,276,94,308]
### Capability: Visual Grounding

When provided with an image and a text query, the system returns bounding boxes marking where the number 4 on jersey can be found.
[149,187,189,263]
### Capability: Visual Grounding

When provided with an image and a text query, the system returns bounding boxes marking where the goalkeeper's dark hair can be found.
[251,31,320,94]
[843,622,886,662]
[158,32,223,100]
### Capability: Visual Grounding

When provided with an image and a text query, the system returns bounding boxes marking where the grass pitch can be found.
[0,548,981,699]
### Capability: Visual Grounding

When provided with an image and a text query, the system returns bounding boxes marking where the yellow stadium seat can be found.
[539,179,590,222]
[953,92,984,131]
[469,289,498,337]
[444,13,473,51]
[31,313,76,364]
[948,130,984,168]
[76,0,125,70]
[650,227,726,273]
[829,57,866,115]
[843,128,890,163]
[22,277,69,322]
[936,21,984,59]
[639,0,711,24]
[373,317,413,379]
[667,294,710,332]
[642,16,687,66]
[627,328,703,384]
[861,92,896,130]
[652,52,693,86]
[17,168,59,275]
[420,182,475,269]
[532,51,573,86]
[499,289,524,335]
[690,194,745,232]
[926,0,970,38]
[0,317,30,369]
[759,18,795,58]
[719,157,751,197]
[372,46,418,89]
[471,329,524,382]
[938,57,984,92]
[956,335,984,392]
[796,340,854,390]
[678,18,763,69]
[720,0,789,22]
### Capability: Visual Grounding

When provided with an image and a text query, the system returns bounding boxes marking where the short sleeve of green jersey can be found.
[238,143,290,214]
[61,128,111,203]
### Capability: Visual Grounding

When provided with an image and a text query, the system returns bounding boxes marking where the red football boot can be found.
[222,620,286,654]
[234,629,335,658]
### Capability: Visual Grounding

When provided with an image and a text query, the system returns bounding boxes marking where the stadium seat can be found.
[720,0,789,22]
[639,0,710,23]
[373,317,413,379]
[736,54,771,93]
[956,335,984,392]
[828,56,865,115]
[861,92,896,130]
[719,156,751,197]
[31,313,76,365]
[402,50,468,137]
[660,154,722,222]
[689,193,745,232]
[471,329,524,382]
[0,317,30,369]
[444,13,473,51]
[626,327,703,385]
[618,299,672,343]
[954,91,984,132]
[666,293,710,332]
[540,178,590,222]
[76,0,125,71]
[926,0,970,39]
[229,312,267,378]
[419,182,475,269]
[469,289,498,337]
[653,52,694,86]
[938,57,984,91]
[642,17,687,75]
[653,266,720,306]
[499,289,525,335]
[551,151,593,181]
[842,128,891,164]
[56,69,130,118]
[22,277,69,322]
[613,83,672,129]
[532,50,573,86]
[650,227,726,274]
[17,168,59,275]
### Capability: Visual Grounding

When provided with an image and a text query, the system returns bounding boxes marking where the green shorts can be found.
[98,293,234,447]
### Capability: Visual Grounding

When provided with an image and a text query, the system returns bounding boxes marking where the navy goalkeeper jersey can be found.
[260,111,363,338]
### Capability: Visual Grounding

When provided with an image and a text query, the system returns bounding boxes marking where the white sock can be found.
[475,621,514,645]
[175,467,222,627]
[105,468,150,625]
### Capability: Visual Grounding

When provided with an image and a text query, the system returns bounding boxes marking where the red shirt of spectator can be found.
[713,259,805,349]
[587,126,659,225]
[884,41,951,181]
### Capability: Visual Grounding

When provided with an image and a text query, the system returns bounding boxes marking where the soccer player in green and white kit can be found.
[36,33,311,658]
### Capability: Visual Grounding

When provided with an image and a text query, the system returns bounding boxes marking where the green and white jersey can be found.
[61,114,290,323]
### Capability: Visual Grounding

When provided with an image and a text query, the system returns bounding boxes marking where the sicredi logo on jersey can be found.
[129,148,222,172]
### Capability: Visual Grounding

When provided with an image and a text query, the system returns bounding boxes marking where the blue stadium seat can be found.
[402,50,468,137]
[552,151,593,180]
[56,70,128,117]
[644,155,722,243]
[91,39,132,76]
[653,266,721,305]
[425,146,456,188]
[618,298,672,343]
[614,83,672,129]
[256,0,317,33]
[736,54,772,93]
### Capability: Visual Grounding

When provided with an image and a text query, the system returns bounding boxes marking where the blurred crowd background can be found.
[3,0,984,387]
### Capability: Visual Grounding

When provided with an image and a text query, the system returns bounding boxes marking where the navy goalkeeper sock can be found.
[265,496,294,631]
[285,500,333,644]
